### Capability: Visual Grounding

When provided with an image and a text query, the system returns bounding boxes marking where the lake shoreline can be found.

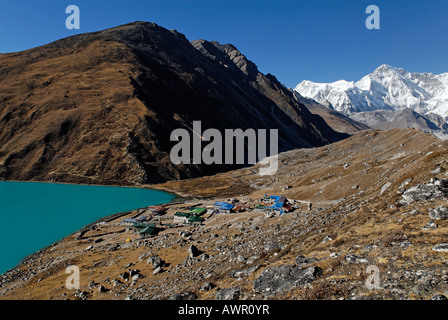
[0,180,189,276]
[15,197,188,273]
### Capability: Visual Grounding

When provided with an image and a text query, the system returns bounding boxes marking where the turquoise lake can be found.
[0,181,176,275]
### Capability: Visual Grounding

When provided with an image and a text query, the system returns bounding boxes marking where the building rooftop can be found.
[190,207,207,215]
[174,212,190,217]
[219,203,234,210]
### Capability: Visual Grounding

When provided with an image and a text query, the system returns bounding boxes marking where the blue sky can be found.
[0,0,447,87]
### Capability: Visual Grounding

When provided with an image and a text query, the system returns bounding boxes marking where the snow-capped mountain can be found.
[294,65,448,118]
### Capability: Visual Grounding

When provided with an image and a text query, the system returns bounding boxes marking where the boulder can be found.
[253,265,321,295]
[400,178,448,205]
[147,255,164,269]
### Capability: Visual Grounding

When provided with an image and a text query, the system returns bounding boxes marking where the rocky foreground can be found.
[1,128,448,300]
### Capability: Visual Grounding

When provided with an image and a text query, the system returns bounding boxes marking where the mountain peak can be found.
[372,64,407,77]
[295,65,448,117]
[191,39,259,78]
[376,64,397,71]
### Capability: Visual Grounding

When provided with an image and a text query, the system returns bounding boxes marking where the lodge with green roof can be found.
[139,225,157,236]
[173,211,204,225]
[189,207,207,216]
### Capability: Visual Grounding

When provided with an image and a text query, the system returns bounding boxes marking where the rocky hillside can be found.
[293,92,370,134]
[0,21,346,185]
[350,108,448,140]
[2,128,448,300]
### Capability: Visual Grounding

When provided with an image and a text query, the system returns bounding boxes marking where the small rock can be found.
[131,274,142,281]
[139,251,153,261]
[153,267,162,275]
[98,285,107,293]
[73,290,88,300]
[429,206,448,220]
[119,272,129,281]
[344,255,368,264]
[380,182,392,195]
[363,243,377,250]
[237,255,246,263]
[168,291,197,300]
[412,284,432,296]
[200,282,215,292]
[111,279,121,288]
[294,255,319,267]
[229,265,259,278]
[188,245,202,258]
[322,236,333,243]
[422,222,438,230]
[330,252,341,258]
[264,242,283,252]
[431,295,448,300]
[216,287,241,300]
[432,243,448,252]
[147,255,163,269]
[129,269,140,277]
[402,210,421,216]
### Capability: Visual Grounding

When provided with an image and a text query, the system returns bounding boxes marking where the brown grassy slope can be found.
[2,129,448,300]
[0,39,158,184]
[156,128,447,202]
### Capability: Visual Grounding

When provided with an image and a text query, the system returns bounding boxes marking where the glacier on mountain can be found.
[294,64,448,119]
